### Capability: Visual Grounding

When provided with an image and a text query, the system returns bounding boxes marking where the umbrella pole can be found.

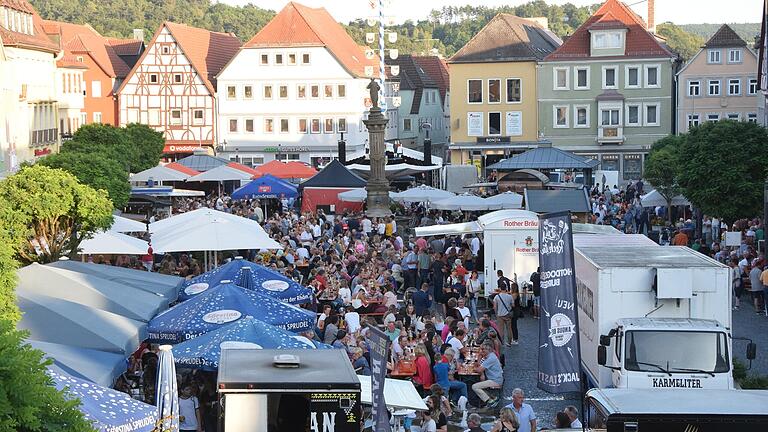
[204,250,208,271]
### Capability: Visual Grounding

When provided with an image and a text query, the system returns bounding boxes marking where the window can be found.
[403,118,412,131]
[263,85,273,99]
[488,112,501,135]
[310,118,321,133]
[488,79,501,103]
[626,66,640,88]
[275,54,283,64]
[91,81,101,98]
[728,49,742,63]
[260,54,269,65]
[468,79,482,103]
[324,84,333,98]
[173,74,182,84]
[727,112,740,121]
[302,53,310,64]
[603,66,617,89]
[264,118,274,133]
[93,112,102,123]
[227,86,236,99]
[149,74,158,84]
[288,53,297,65]
[747,113,758,123]
[644,103,660,126]
[575,67,589,90]
[728,79,741,96]
[279,85,288,99]
[298,118,308,133]
[688,80,700,97]
[228,118,238,132]
[245,119,254,133]
[645,65,659,87]
[708,80,721,96]
[601,108,620,126]
[337,118,347,132]
[506,78,521,102]
[593,31,623,49]
[687,113,700,129]
[337,84,346,98]
[554,67,569,90]
[281,118,290,133]
[707,113,720,122]
[708,49,721,64]
[192,109,204,125]
[626,104,641,126]
[310,85,319,98]
[749,79,758,95]
[162,46,170,54]
[170,110,182,125]
[574,105,589,128]
[297,84,306,99]
[554,105,569,128]
[243,86,253,99]
[324,118,334,133]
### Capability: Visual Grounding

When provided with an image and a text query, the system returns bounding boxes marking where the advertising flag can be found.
[366,325,391,430]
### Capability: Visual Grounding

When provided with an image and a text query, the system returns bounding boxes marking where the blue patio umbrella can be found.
[178,257,313,304]
[172,317,330,371]
[48,369,159,432]
[231,174,298,200]
[148,282,315,343]
[155,345,179,432]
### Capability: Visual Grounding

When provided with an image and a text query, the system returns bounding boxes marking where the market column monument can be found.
[364,79,392,217]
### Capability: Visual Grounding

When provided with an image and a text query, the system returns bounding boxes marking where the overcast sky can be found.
[222,0,763,25]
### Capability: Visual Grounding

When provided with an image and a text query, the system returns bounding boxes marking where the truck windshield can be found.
[624,331,729,373]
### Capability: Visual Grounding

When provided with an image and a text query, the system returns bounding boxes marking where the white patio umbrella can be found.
[640,189,691,207]
[431,193,503,211]
[483,191,524,209]
[392,185,455,203]
[109,215,147,233]
[338,188,398,203]
[131,165,193,183]
[186,165,253,182]
[79,230,149,255]
[156,345,179,431]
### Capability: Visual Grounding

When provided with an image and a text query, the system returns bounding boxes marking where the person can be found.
[471,343,503,407]
[493,284,517,346]
[420,406,437,432]
[433,348,468,406]
[672,230,688,246]
[351,347,370,375]
[554,412,571,429]
[323,315,339,345]
[529,267,541,319]
[383,321,401,342]
[178,384,203,432]
[456,297,472,327]
[730,259,743,310]
[504,388,536,432]
[332,330,348,350]
[141,242,154,272]
[761,264,768,316]
[426,394,448,432]
[749,259,764,313]
[491,407,520,432]
[564,405,582,428]
[344,305,361,334]
[466,270,482,322]
[465,413,485,432]
[413,343,434,395]
[413,283,433,316]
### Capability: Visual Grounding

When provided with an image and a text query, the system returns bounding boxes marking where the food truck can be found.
[217,349,361,432]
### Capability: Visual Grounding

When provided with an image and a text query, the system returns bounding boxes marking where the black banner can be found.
[366,325,391,430]
[537,212,582,393]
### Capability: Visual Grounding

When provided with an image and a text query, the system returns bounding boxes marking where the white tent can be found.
[640,189,691,207]
[337,188,398,203]
[431,193,503,211]
[130,165,193,183]
[483,191,524,209]
[186,165,253,182]
[79,230,149,255]
[392,185,455,203]
[347,163,440,179]
[109,215,146,233]
[48,260,181,300]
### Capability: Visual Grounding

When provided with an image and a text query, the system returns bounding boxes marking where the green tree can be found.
[644,136,683,222]
[657,22,705,61]
[63,124,138,172]
[0,207,21,323]
[124,123,165,172]
[40,152,131,208]
[676,121,768,221]
[0,165,113,263]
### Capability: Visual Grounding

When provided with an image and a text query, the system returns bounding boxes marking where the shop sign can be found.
[477,136,511,143]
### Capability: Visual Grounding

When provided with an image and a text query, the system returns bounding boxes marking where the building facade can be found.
[538,0,677,181]
[216,2,379,167]
[118,22,240,159]
[448,14,560,170]
[53,54,86,136]
[677,24,759,133]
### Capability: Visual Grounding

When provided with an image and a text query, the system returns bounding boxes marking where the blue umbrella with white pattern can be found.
[172,317,330,371]
[48,369,159,432]
[155,345,179,432]
[148,281,315,343]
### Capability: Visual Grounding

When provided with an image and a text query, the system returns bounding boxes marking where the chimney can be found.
[647,0,656,33]
[132,29,145,41]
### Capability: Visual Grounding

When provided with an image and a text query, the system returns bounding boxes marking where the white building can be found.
[54,54,86,137]
[216,2,382,168]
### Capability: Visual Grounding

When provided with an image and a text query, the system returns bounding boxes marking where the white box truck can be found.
[574,245,756,390]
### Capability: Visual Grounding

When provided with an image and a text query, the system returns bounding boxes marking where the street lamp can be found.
[338,132,346,164]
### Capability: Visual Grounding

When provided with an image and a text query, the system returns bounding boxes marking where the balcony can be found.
[30,128,59,146]
[597,126,624,144]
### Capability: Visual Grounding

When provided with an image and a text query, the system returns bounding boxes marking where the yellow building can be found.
[448,14,561,170]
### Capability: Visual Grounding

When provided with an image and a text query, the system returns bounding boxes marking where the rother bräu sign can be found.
[537,212,582,393]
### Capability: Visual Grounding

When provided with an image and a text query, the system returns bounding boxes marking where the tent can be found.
[185,164,254,182]
[338,188,400,203]
[640,189,691,207]
[252,160,318,179]
[483,191,524,209]
[49,369,158,432]
[172,317,327,370]
[78,230,149,255]
[431,193,502,211]
[147,282,315,343]
[17,263,167,322]
[231,174,298,200]
[178,257,313,304]
[130,164,198,183]
[109,215,146,233]
[30,340,127,387]
[298,160,367,213]
[393,185,455,203]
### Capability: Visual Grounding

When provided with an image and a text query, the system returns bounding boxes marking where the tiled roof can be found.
[0,1,59,53]
[244,2,377,78]
[43,20,132,78]
[413,56,450,104]
[449,14,561,63]
[106,38,144,56]
[0,0,34,14]
[164,22,241,94]
[545,0,674,60]
[704,24,747,48]
[57,54,88,69]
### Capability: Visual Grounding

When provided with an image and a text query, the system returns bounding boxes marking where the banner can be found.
[366,325,391,431]
[537,212,582,393]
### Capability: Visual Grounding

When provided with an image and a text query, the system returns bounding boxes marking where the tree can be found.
[676,120,768,222]
[643,136,683,222]
[40,152,131,208]
[0,206,21,324]
[124,123,165,172]
[0,165,113,263]
[63,124,138,172]
[657,22,705,61]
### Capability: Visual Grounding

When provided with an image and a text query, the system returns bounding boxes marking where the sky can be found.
[222,0,764,25]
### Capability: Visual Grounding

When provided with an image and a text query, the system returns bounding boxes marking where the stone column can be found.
[363,104,392,217]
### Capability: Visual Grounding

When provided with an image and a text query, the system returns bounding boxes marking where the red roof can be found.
[43,20,132,78]
[106,38,144,56]
[244,2,377,78]
[0,0,59,53]
[57,54,88,69]
[252,160,318,179]
[165,162,200,176]
[0,0,34,14]
[413,56,450,104]
[545,0,673,61]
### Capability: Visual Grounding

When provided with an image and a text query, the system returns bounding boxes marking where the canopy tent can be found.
[78,230,149,255]
[487,146,601,170]
[48,260,182,301]
[172,317,327,371]
[231,174,298,200]
[337,188,399,203]
[173,152,231,172]
[130,164,198,183]
[147,282,315,343]
[640,189,691,207]
[185,164,254,182]
[346,162,440,180]
[431,193,503,211]
[109,215,146,233]
[347,142,444,166]
[252,160,318,179]
[483,191,524,209]
[49,369,158,432]
[178,257,313,304]
[393,185,455,203]
[30,340,127,387]
[17,263,167,322]
[298,160,367,213]
[17,290,146,354]
[357,375,428,411]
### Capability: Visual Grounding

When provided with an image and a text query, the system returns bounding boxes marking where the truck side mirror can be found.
[599,335,611,346]
[598,345,607,366]
[747,342,757,360]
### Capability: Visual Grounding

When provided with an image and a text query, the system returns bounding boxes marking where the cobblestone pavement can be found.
[731,297,768,376]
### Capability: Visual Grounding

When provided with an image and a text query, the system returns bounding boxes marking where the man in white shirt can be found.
[470,236,481,257]
[312,222,322,239]
[344,306,361,334]
[361,216,372,236]
[178,385,202,432]
[446,328,467,357]
[564,405,582,428]
[455,297,471,327]
[504,388,536,432]
[377,219,386,235]
[296,246,310,261]
[299,228,313,246]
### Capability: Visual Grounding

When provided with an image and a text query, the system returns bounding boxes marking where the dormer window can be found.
[1,7,34,36]
[590,29,626,57]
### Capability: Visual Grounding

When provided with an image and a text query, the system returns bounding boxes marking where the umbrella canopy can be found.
[131,165,197,183]
[149,208,281,253]
[185,164,254,182]
[172,317,326,371]
[431,193,503,211]
[337,188,399,203]
[483,191,524,209]
[252,160,318,179]
[640,189,691,207]
[109,215,147,233]
[393,185,455,203]
[147,282,315,343]
[30,340,127,387]
[231,174,298,200]
[49,369,159,432]
[156,345,179,432]
[178,258,313,304]
[78,230,149,255]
